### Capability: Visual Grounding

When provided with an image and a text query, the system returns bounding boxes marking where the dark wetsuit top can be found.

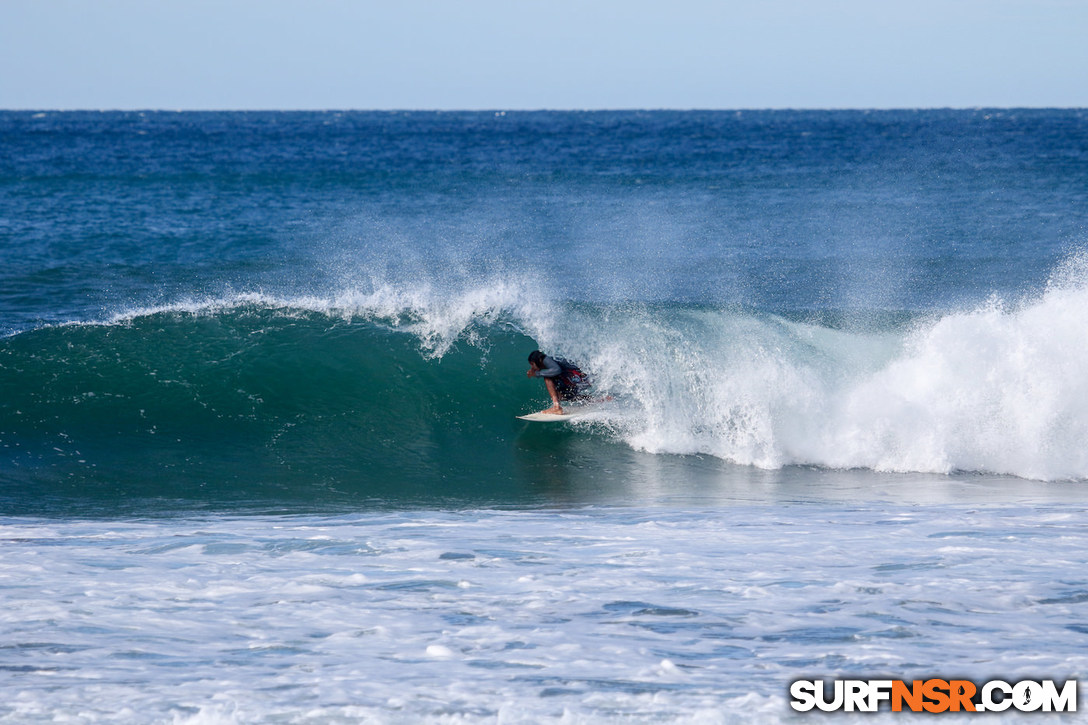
[532,355,588,401]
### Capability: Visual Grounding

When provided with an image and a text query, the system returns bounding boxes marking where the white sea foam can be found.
[1,506,1084,723]
[574,256,1088,481]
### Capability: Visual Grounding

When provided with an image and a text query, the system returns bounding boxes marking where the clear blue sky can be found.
[2,0,1086,110]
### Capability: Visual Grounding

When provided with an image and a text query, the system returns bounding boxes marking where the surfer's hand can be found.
[527,369,535,378]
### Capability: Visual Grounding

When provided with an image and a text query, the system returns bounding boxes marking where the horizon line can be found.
[4,106,1087,113]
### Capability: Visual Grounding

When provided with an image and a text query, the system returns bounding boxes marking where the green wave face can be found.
[0,308,601,513]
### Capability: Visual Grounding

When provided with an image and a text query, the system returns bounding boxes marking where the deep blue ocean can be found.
[2,110,1088,723]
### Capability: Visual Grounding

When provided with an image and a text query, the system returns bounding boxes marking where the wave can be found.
[3,256,1088,506]
[0,293,544,508]
[589,253,1088,481]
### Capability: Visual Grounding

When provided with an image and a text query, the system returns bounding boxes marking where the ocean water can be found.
[2,109,1088,722]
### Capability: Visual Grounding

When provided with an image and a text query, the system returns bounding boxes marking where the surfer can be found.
[527,350,589,415]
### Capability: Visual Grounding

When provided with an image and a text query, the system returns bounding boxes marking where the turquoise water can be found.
[2,110,1088,721]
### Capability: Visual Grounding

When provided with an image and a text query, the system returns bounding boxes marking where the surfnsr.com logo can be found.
[790,679,1078,713]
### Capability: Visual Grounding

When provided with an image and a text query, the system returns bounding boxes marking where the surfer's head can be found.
[528,350,546,369]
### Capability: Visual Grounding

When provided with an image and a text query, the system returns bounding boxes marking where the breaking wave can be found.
[3,254,1088,508]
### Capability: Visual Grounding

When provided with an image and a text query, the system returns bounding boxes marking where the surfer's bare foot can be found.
[545,404,564,415]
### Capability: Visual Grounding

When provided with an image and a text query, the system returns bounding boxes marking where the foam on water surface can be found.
[2,505,1086,723]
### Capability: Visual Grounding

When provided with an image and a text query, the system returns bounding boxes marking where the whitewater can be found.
[5,504,1088,724]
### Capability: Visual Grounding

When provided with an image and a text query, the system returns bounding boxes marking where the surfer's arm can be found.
[543,377,563,413]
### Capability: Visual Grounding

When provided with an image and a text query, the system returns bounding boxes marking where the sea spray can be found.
[815,256,1088,479]
[582,257,1088,481]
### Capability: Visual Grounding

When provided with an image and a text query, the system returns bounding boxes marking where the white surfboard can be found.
[517,409,587,422]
